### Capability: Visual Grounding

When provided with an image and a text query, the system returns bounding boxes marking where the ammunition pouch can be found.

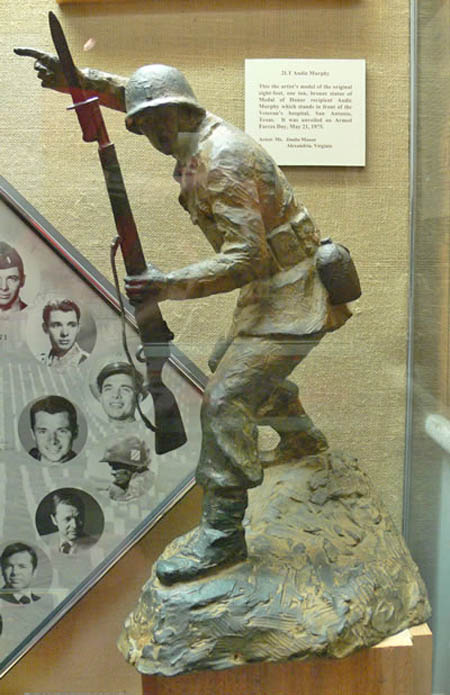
[267,210,317,269]
[316,238,361,305]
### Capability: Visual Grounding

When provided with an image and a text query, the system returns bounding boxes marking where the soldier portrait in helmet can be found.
[90,361,147,425]
[0,241,27,317]
[97,436,155,502]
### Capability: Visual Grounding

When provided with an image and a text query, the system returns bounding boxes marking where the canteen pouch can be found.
[316,237,361,305]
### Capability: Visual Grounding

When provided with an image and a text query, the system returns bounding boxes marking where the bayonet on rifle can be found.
[48,11,187,455]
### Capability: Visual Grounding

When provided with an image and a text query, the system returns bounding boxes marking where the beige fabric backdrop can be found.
[0,0,410,691]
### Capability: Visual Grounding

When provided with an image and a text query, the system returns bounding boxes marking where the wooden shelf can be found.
[142,624,432,695]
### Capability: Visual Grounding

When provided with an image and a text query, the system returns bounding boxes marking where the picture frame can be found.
[0,175,206,678]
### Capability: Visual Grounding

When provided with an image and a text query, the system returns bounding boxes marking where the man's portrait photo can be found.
[0,543,41,605]
[20,395,87,464]
[36,489,103,556]
[92,361,146,424]
[37,298,93,368]
[0,242,27,317]
[100,436,154,502]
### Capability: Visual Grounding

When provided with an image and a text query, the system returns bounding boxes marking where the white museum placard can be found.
[245,59,366,166]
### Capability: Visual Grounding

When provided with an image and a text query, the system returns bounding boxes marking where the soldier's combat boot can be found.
[156,488,248,585]
[260,414,328,467]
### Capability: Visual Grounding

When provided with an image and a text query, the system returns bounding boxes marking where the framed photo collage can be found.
[0,175,205,677]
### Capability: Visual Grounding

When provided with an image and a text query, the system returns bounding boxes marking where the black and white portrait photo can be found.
[99,436,154,502]
[0,242,27,317]
[36,489,104,556]
[0,543,41,605]
[19,396,87,464]
[91,361,147,425]
[37,298,94,368]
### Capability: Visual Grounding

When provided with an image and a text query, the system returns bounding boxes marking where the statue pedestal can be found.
[141,624,431,695]
[119,455,430,675]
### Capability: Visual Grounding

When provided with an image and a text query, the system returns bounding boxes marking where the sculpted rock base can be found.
[117,451,430,676]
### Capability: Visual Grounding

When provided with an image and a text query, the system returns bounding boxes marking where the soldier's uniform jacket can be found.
[38,342,89,368]
[108,469,154,502]
[173,113,352,338]
[0,298,27,317]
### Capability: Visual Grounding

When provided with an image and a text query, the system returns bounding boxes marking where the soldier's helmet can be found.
[100,436,150,472]
[0,241,25,283]
[96,361,144,395]
[125,64,205,134]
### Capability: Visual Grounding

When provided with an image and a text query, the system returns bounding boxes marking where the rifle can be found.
[48,11,187,455]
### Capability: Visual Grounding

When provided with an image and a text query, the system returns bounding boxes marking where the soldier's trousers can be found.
[196,333,323,493]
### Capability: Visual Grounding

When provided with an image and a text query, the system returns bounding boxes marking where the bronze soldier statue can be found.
[16,50,356,585]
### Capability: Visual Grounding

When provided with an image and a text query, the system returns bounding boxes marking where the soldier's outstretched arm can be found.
[14,48,128,112]
[125,251,269,304]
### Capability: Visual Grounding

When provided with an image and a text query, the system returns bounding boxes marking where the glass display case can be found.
[404,2,450,694]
